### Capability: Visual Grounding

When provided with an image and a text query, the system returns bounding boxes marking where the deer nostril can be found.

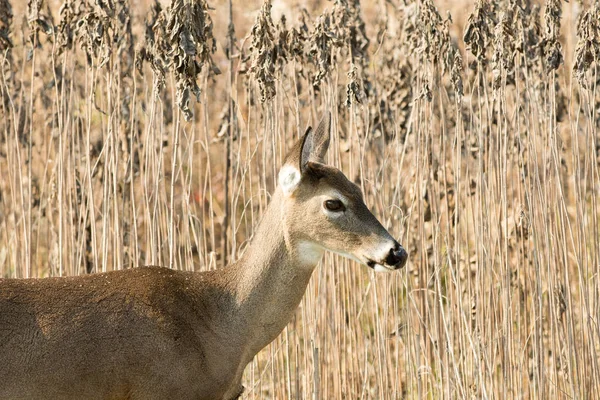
[386,245,408,268]
[397,247,408,266]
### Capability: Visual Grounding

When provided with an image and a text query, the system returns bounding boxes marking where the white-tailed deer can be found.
[0,112,407,400]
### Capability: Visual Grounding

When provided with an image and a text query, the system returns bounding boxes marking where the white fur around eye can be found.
[279,165,301,195]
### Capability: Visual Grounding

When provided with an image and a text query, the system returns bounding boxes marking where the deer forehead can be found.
[315,171,364,203]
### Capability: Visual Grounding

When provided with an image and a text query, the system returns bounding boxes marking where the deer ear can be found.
[310,112,331,164]
[299,126,313,174]
[299,111,331,172]
[279,127,313,195]
[279,112,331,195]
[278,164,302,195]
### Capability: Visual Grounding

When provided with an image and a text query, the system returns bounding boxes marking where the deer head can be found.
[277,112,408,272]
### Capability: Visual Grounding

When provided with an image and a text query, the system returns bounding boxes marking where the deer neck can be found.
[227,190,323,357]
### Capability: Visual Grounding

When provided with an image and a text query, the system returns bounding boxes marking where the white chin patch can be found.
[297,242,324,266]
[373,264,393,273]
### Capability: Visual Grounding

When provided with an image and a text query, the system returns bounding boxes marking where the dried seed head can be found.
[115,0,133,74]
[464,0,495,66]
[492,5,515,89]
[333,0,370,106]
[542,0,563,72]
[408,1,463,97]
[417,81,432,103]
[373,3,417,141]
[345,63,364,107]
[514,3,543,70]
[418,0,446,63]
[152,0,218,121]
[553,284,567,320]
[276,14,305,65]
[332,0,369,65]
[27,0,53,46]
[147,1,170,89]
[450,50,464,98]
[573,3,600,86]
[0,0,13,51]
[72,0,124,68]
[248,0,278,103]
[55,0,76,55]
[307,11,343,90]
[441,12,463,98]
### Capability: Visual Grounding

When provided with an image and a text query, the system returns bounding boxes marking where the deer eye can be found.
[324,199,345,212]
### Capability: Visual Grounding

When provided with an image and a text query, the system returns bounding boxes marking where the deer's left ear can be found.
[279,112,331,196]
[300,112,331,172]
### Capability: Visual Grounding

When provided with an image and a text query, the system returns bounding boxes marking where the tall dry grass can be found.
[0,0,598,398]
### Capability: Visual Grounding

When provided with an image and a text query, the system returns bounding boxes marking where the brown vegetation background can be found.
[0,0,599,398]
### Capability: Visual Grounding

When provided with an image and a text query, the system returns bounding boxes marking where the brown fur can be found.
[0,114,406,400]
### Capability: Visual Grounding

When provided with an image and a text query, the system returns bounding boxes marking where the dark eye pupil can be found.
[325,200,344,212]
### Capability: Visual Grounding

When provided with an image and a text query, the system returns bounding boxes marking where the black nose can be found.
[385,243,408,269]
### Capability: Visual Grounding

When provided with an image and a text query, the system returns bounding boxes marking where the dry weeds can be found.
[0,0,599,398]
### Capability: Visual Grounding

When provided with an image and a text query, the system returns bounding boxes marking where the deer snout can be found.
[385,242,408,269]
